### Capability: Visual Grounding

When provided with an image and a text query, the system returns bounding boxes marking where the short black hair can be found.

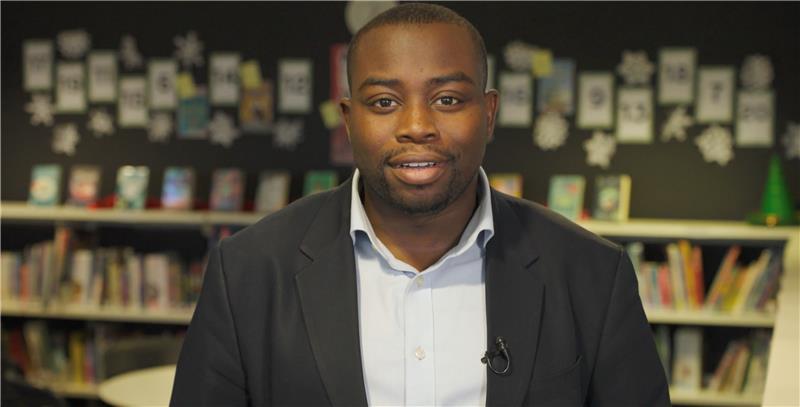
[346,2,488,92]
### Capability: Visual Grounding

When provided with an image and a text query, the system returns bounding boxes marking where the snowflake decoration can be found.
[208,111,240,148]
[740,54,773,90]
[119,35,143,70]
[87,108,114,137]
[25,94,54,126]
[782,122,800,159]
[57,29,90,59]
[584,131,617,169]
[617,50,655,85]
[533,111,569,150]
[273,119,304,151]
[696,125,734,166]
[174,31,204,68]
[661,106,695,142]
[148,112,174,143]
[53,123,80,156]
[503,40,536,72]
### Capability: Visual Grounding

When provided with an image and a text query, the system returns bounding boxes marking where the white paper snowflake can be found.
[617,50,655,85]
[503,40,536,72]
[740,54,773,90]
[87,108,114,137]
[661,106,694,142]
[273,119,304,151]
[584,131,617,168]
[782,122,800,159]
[174,31,204,68]
[25,94,54,126]
[57,29,90,59]
[208,111,239,148]
[533,112,569,150]
[696,125,734,166]
[148,112,174,143]
[53,123,80,156]
[119,35,143,70]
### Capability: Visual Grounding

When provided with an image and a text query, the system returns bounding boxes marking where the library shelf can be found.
[31,380,98,399]
[578,218,797,241]
[644,308,775,327]
[669,388,762,406]
[1,301,193,325]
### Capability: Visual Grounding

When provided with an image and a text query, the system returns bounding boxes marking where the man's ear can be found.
[483,89,499,143]
[340,98,352,141]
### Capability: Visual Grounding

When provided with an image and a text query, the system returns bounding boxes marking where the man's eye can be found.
[435,96,461,106]
[372,98,397,108]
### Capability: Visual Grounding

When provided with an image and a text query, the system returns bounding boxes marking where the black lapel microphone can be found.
[481,336,511,376]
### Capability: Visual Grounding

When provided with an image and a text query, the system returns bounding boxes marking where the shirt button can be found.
[416,276,425,287]
[414,346,426,360]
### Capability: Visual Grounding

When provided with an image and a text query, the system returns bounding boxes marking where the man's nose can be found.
[395,101,438,143]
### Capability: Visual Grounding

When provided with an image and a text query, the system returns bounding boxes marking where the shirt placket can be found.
[404,272,436,406]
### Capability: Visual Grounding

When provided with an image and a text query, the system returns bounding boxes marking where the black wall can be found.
[2,2,799,220]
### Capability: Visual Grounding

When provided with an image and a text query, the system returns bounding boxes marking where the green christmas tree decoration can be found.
[748,154,798,226]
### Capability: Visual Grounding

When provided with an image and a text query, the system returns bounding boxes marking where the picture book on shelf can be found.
[489,173,523,198]
[671,327,702,390]
[547,175,585,221]
[593,174,631,221]
[303,170,338,196]
[162,167,195,210]
[67,165,101,207]
[115,166,149,210]
[255,171,290,213]
[210,168,244,211]
[29,164,62,206]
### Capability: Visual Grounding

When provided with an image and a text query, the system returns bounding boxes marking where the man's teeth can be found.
[399,162,436,168]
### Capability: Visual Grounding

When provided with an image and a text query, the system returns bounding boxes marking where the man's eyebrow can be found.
[427,72,475,87]
[358,77,401,92]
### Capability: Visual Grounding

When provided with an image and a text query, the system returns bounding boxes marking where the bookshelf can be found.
[1,204,798,404]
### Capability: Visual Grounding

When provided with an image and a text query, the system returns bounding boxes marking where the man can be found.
[171,3,670,406]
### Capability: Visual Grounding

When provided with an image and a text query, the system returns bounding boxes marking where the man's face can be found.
[342,23,498,215]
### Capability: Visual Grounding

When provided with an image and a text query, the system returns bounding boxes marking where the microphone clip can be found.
[481,336,511,376]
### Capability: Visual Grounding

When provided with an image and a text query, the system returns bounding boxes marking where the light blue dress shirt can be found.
[350,168,495,406]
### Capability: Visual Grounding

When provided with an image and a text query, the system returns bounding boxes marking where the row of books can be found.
[546,174,632,222]
[29,164,341,212]
[628,242,781,313]
[1,227,205,310]
[655,326,770,395]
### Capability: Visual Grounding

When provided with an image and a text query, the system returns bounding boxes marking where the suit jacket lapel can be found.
[295,178,369,407]
[485,192,545,406]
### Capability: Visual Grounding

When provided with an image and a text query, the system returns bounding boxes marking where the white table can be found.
[98,364,176,406]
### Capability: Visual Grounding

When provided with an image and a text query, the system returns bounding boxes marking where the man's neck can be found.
[362,178,480,272]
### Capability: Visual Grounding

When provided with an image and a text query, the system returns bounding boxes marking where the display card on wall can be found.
[278,59,313,114]
[118,76,148,128]
[498,72,533,128]
[55,62,86,113]
[178,89,209,139]
[616,87,653,143]
[209,53,241,106]
[23,40,53,91]
[577,72,613,129]
[240,81,274,134]
[736,90,774,147]
[88,51,118,103]
[148,59,178,110]
[696,66,735,123]
[658,48,696,105]
[537,58,575,115]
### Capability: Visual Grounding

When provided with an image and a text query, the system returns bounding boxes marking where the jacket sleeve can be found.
[170,241,249,406]
[588,249,671,406]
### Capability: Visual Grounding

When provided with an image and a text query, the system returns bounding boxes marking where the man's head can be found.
[341,3,498,216]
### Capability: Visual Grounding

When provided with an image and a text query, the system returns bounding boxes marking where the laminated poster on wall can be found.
[240,81,274,134]
[209,53,241,106]
[67,165,101,207]
[255,171,291,213]
[55,62,86,113]
[118,76,148,128]
[210,168,244,212]
[162,167,195,210]
[278,59,313,114]
[615,87,653,144]
[29,164,62,207]
[696,66,735,124]
[177,89,209,139]
[148,59,178,110]
[547,175,585,221]
[735,90,774,147]
[115,166,150,210]
[498,72,533,128]
[23,39,53,91]
[88,51,118,103]
[577,72,614,129]
[536,58,575,115]
[658,48,696,105]
[530,48,553,78]
[740,55,773,91]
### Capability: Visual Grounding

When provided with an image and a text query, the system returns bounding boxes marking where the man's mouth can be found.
[387,156,449,185]
[393,161,440,169]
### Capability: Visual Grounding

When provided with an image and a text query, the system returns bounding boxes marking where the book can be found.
[210,168,245,211]
[666,243,688,310]
[489,173,523,198]
[29,164,62,206]
[708,340,743,391]
[705,246,741,309]
[162,167,195,210]
[671,327,702,390]
[726,344,751,392]
[115,166,150,210]
[731,250,772,313]
[255,171,290,213]
[143,253,170,310]
[592,175,631,221]
[743,331,771,394]
[547,175,585,221]
[67,165,101,207]
[303,170,338,196]
[677,240,702,309]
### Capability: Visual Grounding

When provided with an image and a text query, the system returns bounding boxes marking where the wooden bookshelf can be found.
[644,308,775,327]
[669,388,762,406]
[1,301,194,325]
[579,218,797,241]
[32,380,98,399]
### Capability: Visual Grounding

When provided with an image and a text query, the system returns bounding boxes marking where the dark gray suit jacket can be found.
[171,178,670,406]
